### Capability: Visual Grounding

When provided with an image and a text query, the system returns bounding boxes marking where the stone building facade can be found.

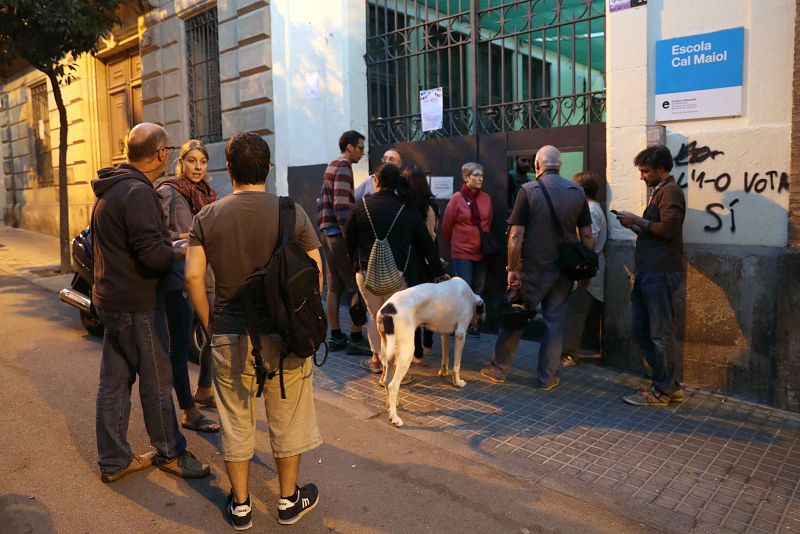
[1,0,799,411]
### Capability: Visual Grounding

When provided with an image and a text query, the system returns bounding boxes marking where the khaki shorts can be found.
[210,333,323,461]
[321,232,358,294]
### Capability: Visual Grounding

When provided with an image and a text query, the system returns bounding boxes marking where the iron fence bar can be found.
[470,0,479,138]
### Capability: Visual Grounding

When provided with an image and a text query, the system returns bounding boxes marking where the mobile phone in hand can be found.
[610,209,619,215]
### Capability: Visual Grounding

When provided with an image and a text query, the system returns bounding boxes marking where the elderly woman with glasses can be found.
[441,162,493,338]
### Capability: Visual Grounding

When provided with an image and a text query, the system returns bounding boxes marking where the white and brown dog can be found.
[376,277,486,427]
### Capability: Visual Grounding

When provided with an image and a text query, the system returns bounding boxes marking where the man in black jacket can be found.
[92,123,209,482]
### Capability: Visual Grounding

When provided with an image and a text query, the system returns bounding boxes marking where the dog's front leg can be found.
[438,333,450,378]
[451,333,467,388]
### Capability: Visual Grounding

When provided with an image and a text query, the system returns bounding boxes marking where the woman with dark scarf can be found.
[441,162,493,338]
[157,139,219,433]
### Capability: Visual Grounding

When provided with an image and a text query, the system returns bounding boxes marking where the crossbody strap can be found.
[536,181,566,243]
[362,197,412,271]
[459,191,483,229]
[362,197,405,240]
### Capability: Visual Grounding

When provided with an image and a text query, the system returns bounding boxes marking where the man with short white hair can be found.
[481,145,593,391]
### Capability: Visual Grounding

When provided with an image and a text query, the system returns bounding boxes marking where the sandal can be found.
[359,358,382,374]
[181,413,220,433]
[411,357,427,367]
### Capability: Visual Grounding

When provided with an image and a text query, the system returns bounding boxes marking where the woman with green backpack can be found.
[345,164,446,378]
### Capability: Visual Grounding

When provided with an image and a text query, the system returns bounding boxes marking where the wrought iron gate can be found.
[367,0,606,144]
[366,0,607,318]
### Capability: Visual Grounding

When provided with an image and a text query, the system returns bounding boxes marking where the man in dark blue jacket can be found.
[92,123,209,482]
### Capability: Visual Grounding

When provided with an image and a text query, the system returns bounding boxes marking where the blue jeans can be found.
[489,271,573,386]
[165,290,194,410]
[630,271,683,395]
[451,259,487,296]
[96,307,186,475]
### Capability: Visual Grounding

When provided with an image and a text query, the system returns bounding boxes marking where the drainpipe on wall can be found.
[789,0,800,247]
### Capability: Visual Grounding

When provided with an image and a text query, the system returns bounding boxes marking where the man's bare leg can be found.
[226,459,251,503]
[275,454,300,497]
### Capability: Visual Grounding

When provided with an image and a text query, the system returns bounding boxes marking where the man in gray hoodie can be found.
[91,123,209,482]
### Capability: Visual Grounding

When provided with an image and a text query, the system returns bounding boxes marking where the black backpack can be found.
[243,197,328,399]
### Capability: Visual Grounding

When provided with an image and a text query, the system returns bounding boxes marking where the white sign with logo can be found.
[655,27,745,121]
[609,0,647,12]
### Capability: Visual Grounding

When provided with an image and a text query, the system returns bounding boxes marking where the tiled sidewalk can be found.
[316,315,800,534]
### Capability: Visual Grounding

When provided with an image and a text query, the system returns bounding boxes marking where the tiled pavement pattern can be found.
[316,315,800,533]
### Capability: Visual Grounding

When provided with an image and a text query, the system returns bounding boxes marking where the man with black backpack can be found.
[185,133,323,530]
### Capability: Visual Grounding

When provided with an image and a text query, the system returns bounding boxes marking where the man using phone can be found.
[613,144,686,407]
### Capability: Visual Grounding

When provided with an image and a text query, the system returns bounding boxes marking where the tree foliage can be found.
[0,0,124,79]
[0,0,127,272]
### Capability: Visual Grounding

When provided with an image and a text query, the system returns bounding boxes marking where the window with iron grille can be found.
[31,82,54,187]
[186,9,222,144]
[366,0,606,144]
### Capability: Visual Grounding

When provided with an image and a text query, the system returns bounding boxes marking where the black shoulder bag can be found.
[537,183,598,281]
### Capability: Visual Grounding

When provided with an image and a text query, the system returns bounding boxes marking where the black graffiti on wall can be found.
[671,139,790,233]
[704,199,740,233]
[673,140,725,167]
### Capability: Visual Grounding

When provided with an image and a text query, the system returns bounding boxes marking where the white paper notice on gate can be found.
[430,176,454,199]
[420,87,443,132]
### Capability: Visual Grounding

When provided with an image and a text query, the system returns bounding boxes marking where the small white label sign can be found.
[430,176,453,199]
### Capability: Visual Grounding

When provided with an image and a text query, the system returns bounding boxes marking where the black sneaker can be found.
[278,484,319,525]
[328,335,348,352]
[467,325,480,338]
[226,491,253,531]
[346,336,372,356]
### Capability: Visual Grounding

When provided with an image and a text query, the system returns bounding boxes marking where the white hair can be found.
[535,145,562,170]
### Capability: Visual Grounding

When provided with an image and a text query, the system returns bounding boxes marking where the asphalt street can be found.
[0,269,651,533]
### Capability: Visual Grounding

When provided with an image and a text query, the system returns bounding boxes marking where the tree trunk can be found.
[46,71,71,274]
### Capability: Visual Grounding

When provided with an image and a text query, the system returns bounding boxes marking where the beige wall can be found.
[142,0,275,196]
[0,58,100,238]
[0,0,277,236]
[606,0,795,247]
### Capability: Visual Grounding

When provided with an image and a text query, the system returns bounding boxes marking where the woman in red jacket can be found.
[441,162,493,337]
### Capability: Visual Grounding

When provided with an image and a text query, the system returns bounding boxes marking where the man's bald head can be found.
[126,123,170,162]
[535,145,561,173]
[381,149,403,168]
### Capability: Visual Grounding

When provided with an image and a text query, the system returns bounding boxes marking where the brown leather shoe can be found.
[480,367,507,384]
[101,450,156,483]
[154,450,210,479]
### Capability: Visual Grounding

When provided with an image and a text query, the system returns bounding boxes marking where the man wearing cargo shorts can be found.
[185,133,322,530]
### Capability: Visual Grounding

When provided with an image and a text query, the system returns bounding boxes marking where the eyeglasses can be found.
[354,145,365,152]
[159,146,177,152]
